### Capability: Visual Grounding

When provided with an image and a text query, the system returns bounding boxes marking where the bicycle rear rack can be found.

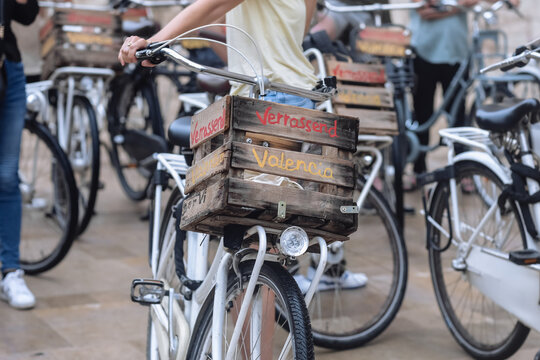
[439,126,495,154]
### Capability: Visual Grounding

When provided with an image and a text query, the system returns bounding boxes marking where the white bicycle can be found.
[419,42,540,359]
[129,30,343,359]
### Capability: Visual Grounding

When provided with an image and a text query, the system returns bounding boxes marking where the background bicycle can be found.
[19,80,79,274]
[418,43,540,359]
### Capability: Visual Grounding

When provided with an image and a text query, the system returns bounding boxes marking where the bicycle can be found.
[126,26,389,358]
[417,43,540,359]
[19,80,79,274]
[129,38,409,350]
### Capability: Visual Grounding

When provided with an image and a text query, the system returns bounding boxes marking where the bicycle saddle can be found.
[475,98,540,133]
[168,116,192,149]
[196,73,231,96]
[122,19,160,38]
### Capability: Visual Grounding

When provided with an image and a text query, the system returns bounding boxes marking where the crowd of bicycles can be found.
[16,0,540,359]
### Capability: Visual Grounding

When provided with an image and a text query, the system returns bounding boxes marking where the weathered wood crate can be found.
[180,96,359,243]
[354,26,412,58]
[325,57,398,135]
[40,9,122,78]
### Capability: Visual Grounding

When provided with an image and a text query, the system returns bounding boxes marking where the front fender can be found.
[453,151,511,185]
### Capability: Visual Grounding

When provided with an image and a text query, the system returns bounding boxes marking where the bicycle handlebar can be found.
[135,45,334,102]
[39,0,190,12]
[322,0,513,16]
[480,47,540,74]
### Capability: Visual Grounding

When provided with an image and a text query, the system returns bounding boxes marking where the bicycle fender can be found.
[453,151,512,185]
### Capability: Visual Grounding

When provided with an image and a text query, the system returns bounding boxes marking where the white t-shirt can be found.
[226,0,318,96]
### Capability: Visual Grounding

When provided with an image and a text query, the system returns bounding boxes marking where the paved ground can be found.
[0,143,538,360]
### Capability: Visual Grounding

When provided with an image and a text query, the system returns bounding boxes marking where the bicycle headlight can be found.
[279,226,309,257]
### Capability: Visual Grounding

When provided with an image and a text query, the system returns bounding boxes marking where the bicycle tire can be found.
[18,119,79,274]
[298,178,407,350]
[69,95,100,235]
[428,161,530,359]
[187,260,314,360]
[108,74,163,201]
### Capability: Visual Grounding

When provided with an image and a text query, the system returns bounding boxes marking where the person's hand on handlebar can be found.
[118,36,150,66]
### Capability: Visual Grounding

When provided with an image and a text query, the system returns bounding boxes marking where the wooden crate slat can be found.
[185,144,231,194]
[180,178,233,230]
[335,106,398,135]
[190,96,230,148]
[358,26,411,46]
[231,97,358,151]
[326,59,386,85]
[356,39,408,58]
[334,84,394,108]
[54,10,121,29]
[227,178,356,231]
[194,215,350,244]
[230,142,355,188]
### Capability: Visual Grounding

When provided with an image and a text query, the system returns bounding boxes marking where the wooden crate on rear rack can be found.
[326,57,398,136]
[39,9,123,78]
[180,96,359,244]
[322,25,413,136]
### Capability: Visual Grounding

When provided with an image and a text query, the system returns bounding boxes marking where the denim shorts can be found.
[261,91,315,110]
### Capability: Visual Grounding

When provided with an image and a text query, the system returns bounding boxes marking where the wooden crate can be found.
[180,96,359,243]
[40,9,122,78]
[354,26,412,58]
[325,58,398,135]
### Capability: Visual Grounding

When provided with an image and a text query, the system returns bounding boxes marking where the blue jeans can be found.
[0,60,27,272]
[262,91,315,109]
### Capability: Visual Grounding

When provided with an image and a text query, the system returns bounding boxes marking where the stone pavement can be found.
[0,145,538,360]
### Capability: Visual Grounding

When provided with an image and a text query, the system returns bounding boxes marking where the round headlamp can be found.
[279,226,309,257]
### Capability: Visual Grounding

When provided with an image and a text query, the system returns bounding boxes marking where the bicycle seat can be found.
[196,73,231,96]
[122,19,160,38]
[168,116,192,148]
[475,98,540,133]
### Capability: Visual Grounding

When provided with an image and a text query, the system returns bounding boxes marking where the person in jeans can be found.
[0,0,40,309]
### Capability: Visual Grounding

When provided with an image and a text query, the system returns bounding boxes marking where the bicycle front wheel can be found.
[428,161,529,359]
[297,178,407,349]
[19,119,79,274]
[187,261,314,360]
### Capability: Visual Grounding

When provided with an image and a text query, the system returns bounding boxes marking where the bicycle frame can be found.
[424,126,540,332]
[47,67,115,152]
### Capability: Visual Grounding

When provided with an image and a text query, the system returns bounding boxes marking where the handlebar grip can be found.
[112,0,131,10]
[500,46,529,72]
[135,43,169,65]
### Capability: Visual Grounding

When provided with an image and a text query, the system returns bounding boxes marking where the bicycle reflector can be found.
[279,226,309,257]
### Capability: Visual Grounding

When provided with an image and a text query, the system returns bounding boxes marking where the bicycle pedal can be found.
[509,249,540,266]
[131,278,166,306]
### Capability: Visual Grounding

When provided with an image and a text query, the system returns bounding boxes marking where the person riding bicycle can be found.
[0,0,39,310]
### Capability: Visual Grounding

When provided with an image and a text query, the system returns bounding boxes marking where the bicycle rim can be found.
[298,179,407,350]
[428,161,529,359]
[187,261,314,360]
[18,120,78,274]
[69,96,100,235]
